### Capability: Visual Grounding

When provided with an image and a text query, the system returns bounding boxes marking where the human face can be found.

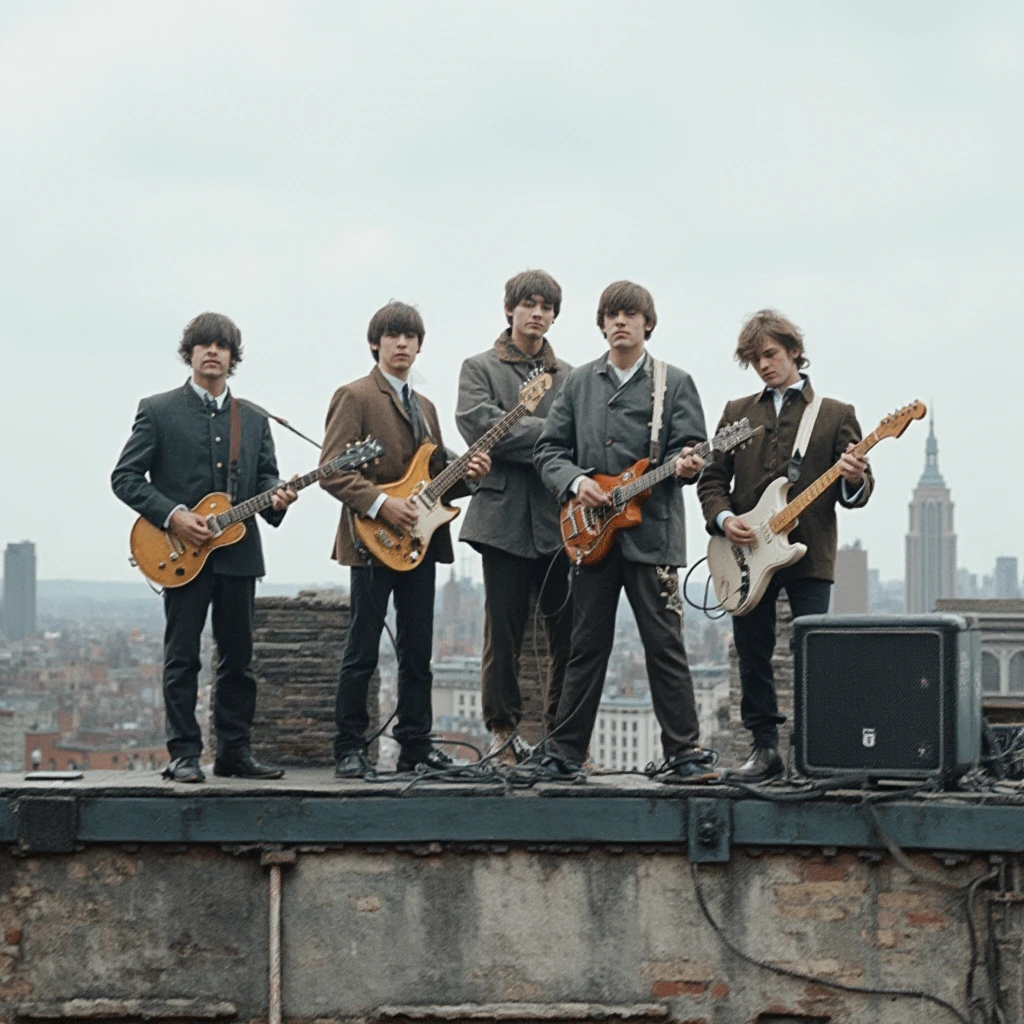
[755,337,802,390]
[190,340,232,395]
[506,293,555,353]
[602,309,650,365]
[374,331,420,380]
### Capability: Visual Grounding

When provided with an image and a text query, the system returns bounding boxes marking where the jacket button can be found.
[216,461,223,469]
[215,436,222,443]
[605,437,613,446]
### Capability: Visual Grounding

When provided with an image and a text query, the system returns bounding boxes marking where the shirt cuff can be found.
[367,493,387,519]
[715,510,735,532]
[569,475,586,496]
[841,479,865,503]
[164,504,188,529]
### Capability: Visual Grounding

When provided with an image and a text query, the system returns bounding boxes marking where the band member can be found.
[532,281,714,783]
[697,309,873,781]
[111,312,297,783]
[455,270,574,765]
[320,301,491,778]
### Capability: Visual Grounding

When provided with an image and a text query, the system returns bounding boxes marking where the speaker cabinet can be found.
[793,614,981,783]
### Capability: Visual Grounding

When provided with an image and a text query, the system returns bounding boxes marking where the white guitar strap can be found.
[789,390,823,482]
[649,358,668,465]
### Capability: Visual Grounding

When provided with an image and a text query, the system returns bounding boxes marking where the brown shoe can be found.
[486,726,518,767]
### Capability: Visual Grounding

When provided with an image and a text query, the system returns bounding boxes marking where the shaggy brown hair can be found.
[735,309,808,370]
[596,281,657,339]
[366,301,425,362]
[178,312,243,375]
[503,269,562,323]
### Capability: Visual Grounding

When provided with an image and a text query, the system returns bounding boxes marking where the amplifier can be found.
[793,614,981,783]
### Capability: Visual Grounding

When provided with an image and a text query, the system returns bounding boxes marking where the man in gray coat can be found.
[533,281,713,783]
[456,270,573,764]
[112,312,297,783]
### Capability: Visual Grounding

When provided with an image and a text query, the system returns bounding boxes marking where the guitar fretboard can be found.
[768,430,879,534]
[609,438,715,508]
[423,403,531,501]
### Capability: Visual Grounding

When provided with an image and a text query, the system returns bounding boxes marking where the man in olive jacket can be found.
[112,312,297,784]
[697,309,873,781]
[533,280,713,784]
[456,270,573,762]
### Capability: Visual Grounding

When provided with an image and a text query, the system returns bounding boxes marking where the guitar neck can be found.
[612,438,713,506]
[768,430,880,533]
[217,452,365,528]
[424,402,530,500]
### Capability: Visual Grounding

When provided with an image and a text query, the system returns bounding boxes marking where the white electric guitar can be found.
[706,401,926,616]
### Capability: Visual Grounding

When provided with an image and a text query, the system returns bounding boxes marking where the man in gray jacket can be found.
[456,270,573,764]
[533,281,713,783]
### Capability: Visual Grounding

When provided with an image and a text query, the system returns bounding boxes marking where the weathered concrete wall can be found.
[0,844,1014,1024]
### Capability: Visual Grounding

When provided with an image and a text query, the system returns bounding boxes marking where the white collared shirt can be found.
[607,350,647,389]
[190,379,227,409]
[367,369,413,520]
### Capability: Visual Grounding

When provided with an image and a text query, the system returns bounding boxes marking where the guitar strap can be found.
[788,391,823,484]
[228,395,242,503]
[649,358,668,465]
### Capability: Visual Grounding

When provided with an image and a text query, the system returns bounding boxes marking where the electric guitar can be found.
[354,370,552,571]
[706,400,926,616]
[129,438,384,588]
[560,419,762,567]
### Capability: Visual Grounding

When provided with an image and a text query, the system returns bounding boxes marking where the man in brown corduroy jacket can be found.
[697,309,873,781]
[319,301,489,779]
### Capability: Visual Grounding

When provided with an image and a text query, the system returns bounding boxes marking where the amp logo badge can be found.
[861,728,876,748]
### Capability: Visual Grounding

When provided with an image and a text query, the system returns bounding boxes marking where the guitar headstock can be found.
[519,370,553,413]
[710,417,763,454]
[340,436,385,468]
[874,401,927,441]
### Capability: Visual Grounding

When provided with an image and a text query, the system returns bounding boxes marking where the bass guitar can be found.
[560,419,762,566]
[354,370,552,571]
[706,400,926,616]
[129,437,384,587]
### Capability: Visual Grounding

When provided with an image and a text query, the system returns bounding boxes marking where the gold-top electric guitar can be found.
[560,419,763,566]
[129,438,384,587]
[354,370,552,571]
[706,400,926,616]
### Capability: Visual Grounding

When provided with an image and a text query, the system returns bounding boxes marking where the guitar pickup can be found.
[375,529,396,549]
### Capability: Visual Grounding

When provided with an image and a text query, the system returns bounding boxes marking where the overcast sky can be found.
[1,0,1021,590]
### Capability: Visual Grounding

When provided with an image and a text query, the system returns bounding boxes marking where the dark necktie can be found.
[203,394,218,415]
[402,384,423,444]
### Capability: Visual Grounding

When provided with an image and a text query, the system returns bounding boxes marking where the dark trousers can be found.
[480,546,573,734]
[162,567,257,760]
[732,576,832,747]
[547,547,700,764]
[335,561,436,762]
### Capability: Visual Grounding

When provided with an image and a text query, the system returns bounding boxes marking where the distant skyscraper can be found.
[905,416,956,613]
[1,542,37,640]
[994,557,1021,600]
[834,540,869,613]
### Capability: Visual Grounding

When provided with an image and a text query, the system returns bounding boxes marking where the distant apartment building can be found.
[1,541,37,640]
[25,727,167,772]
[833,540,869,613]
[0,697,55,771]
[905,418,956,613]
[994,558,1022,600]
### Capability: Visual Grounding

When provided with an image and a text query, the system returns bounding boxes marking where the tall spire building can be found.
[904,415,957,613]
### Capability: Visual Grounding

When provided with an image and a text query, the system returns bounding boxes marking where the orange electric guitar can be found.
[353,370,551,571]
[560,419,762,566]
[129,438,383,587]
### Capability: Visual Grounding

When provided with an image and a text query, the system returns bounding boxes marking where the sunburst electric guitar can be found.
[354,370,552,571]
[560,419,763,567]
[129,437,384,588]
[706,400,926,616]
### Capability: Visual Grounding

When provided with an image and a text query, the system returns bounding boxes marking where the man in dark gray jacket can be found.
[533,281,713,783]
[456,270,573,763]
[112,312,297,783]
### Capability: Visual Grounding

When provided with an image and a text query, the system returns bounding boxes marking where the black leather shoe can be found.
[162,756,205,784]
[657,748,719,785]
[213,748,285,780]
[728,745,784,782]
[396,748,454,773]
[535,754,583,781]
[334,751,373,779]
